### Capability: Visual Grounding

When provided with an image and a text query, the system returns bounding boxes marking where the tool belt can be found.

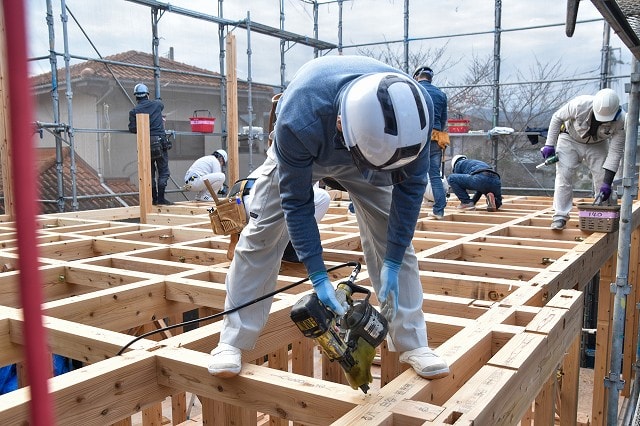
[208,178,254,236]
[228,178,256,198]
[150,136,164,160]
[208,197,246,235]
[431,129,450,149]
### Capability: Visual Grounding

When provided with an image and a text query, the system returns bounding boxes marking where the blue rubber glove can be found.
[309,271,346,316]
[599,183,612,202]
[378,259,401,323]
[540,145,555,159]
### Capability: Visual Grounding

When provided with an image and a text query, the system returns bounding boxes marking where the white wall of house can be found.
[33,79,273,201]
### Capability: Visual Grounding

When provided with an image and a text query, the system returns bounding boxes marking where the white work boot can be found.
[208,343,242,377]
[399,347,450,379]
[195,191,213,202]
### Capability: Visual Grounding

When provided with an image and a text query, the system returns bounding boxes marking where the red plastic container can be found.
[190,110,215,133]
[447,118,470,133]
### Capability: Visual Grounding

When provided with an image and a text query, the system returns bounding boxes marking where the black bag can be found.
[150,138,163,160]
[161,135,172,150]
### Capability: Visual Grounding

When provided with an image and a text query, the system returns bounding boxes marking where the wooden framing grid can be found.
[1,196,639,425]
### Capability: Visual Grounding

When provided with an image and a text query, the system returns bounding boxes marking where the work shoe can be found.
[486,192,497,212]
[156,199,174,205]
[456,202,475,210]
[196,194,213,202]
[428,212,444,220]
[208,343,242,377]
[400,347,450,379]
[550,219,567,230]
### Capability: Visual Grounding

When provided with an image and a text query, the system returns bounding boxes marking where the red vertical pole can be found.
[2,1,54,424]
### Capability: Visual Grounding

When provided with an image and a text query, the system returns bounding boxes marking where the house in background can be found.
[29,50,276,207]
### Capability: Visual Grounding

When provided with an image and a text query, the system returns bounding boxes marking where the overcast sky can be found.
[26,0,633,97]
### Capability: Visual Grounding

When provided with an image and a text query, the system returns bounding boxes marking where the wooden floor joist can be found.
[0,195,639,425]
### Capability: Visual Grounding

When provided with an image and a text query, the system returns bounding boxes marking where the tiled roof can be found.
[30,50,273,91]
[35,147,139,214]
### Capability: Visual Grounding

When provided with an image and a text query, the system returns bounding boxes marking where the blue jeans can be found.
[428,141,447,215]
[448,172,502,206]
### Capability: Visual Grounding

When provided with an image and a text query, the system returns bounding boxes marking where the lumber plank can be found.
[156,348,363,425]
[0,351,171,425]
[0,197,637,425]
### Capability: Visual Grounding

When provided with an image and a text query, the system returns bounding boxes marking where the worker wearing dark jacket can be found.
[414,66,448,219]
[128,83,173,205]
[208,55,449,381]
[448,155,502,211]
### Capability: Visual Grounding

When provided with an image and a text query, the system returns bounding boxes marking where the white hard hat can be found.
[213,149,228,165]
[133,83,149,98]
[451,154,467,171]
[340,72,429,182]
[593,88,620,121]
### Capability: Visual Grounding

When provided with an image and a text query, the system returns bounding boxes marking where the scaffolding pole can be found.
[491,0,502,171]
[246,11,255,173]
[606,57,640,425]
[45,0,65,212]
[60,0,79,211]
[218,0,228,151]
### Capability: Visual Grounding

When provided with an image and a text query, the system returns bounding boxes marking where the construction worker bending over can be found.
[208,55,450,381]
[448,155,502,212]
[541,88,626,230]
[183,149,228,202]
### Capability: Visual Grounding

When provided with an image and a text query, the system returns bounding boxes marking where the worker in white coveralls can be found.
[208,55,450,380]
[182,149,228,201]
[541,88,626,230]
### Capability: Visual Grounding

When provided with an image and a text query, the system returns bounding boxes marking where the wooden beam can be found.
[226,33,239,184]
[136,113,152,223]
[0,6,14,220]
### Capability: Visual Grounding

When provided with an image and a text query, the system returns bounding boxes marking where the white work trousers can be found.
[243,181,330,223]
[220,155,428,353]
[188,173,225,201]
[553,134,608,221]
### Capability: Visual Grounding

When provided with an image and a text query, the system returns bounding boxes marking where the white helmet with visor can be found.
[340,72,430,186]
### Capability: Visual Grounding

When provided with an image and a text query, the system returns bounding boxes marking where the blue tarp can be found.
[0,355,75,395]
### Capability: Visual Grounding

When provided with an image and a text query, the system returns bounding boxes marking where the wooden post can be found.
[534,372,556,425]
[559,334,580,426]
[226,34,239,185]
[136,113,152,223]
[0,6,14,220]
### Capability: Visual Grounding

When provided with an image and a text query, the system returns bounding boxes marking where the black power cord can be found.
[116,261,361,356]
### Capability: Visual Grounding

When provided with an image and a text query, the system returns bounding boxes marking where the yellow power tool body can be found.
[290,267,388,393]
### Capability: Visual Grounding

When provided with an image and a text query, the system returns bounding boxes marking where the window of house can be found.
[165,120,204,160]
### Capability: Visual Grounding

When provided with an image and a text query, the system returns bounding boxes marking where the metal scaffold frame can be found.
[8,0,640,423]
[35,1,628,212]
